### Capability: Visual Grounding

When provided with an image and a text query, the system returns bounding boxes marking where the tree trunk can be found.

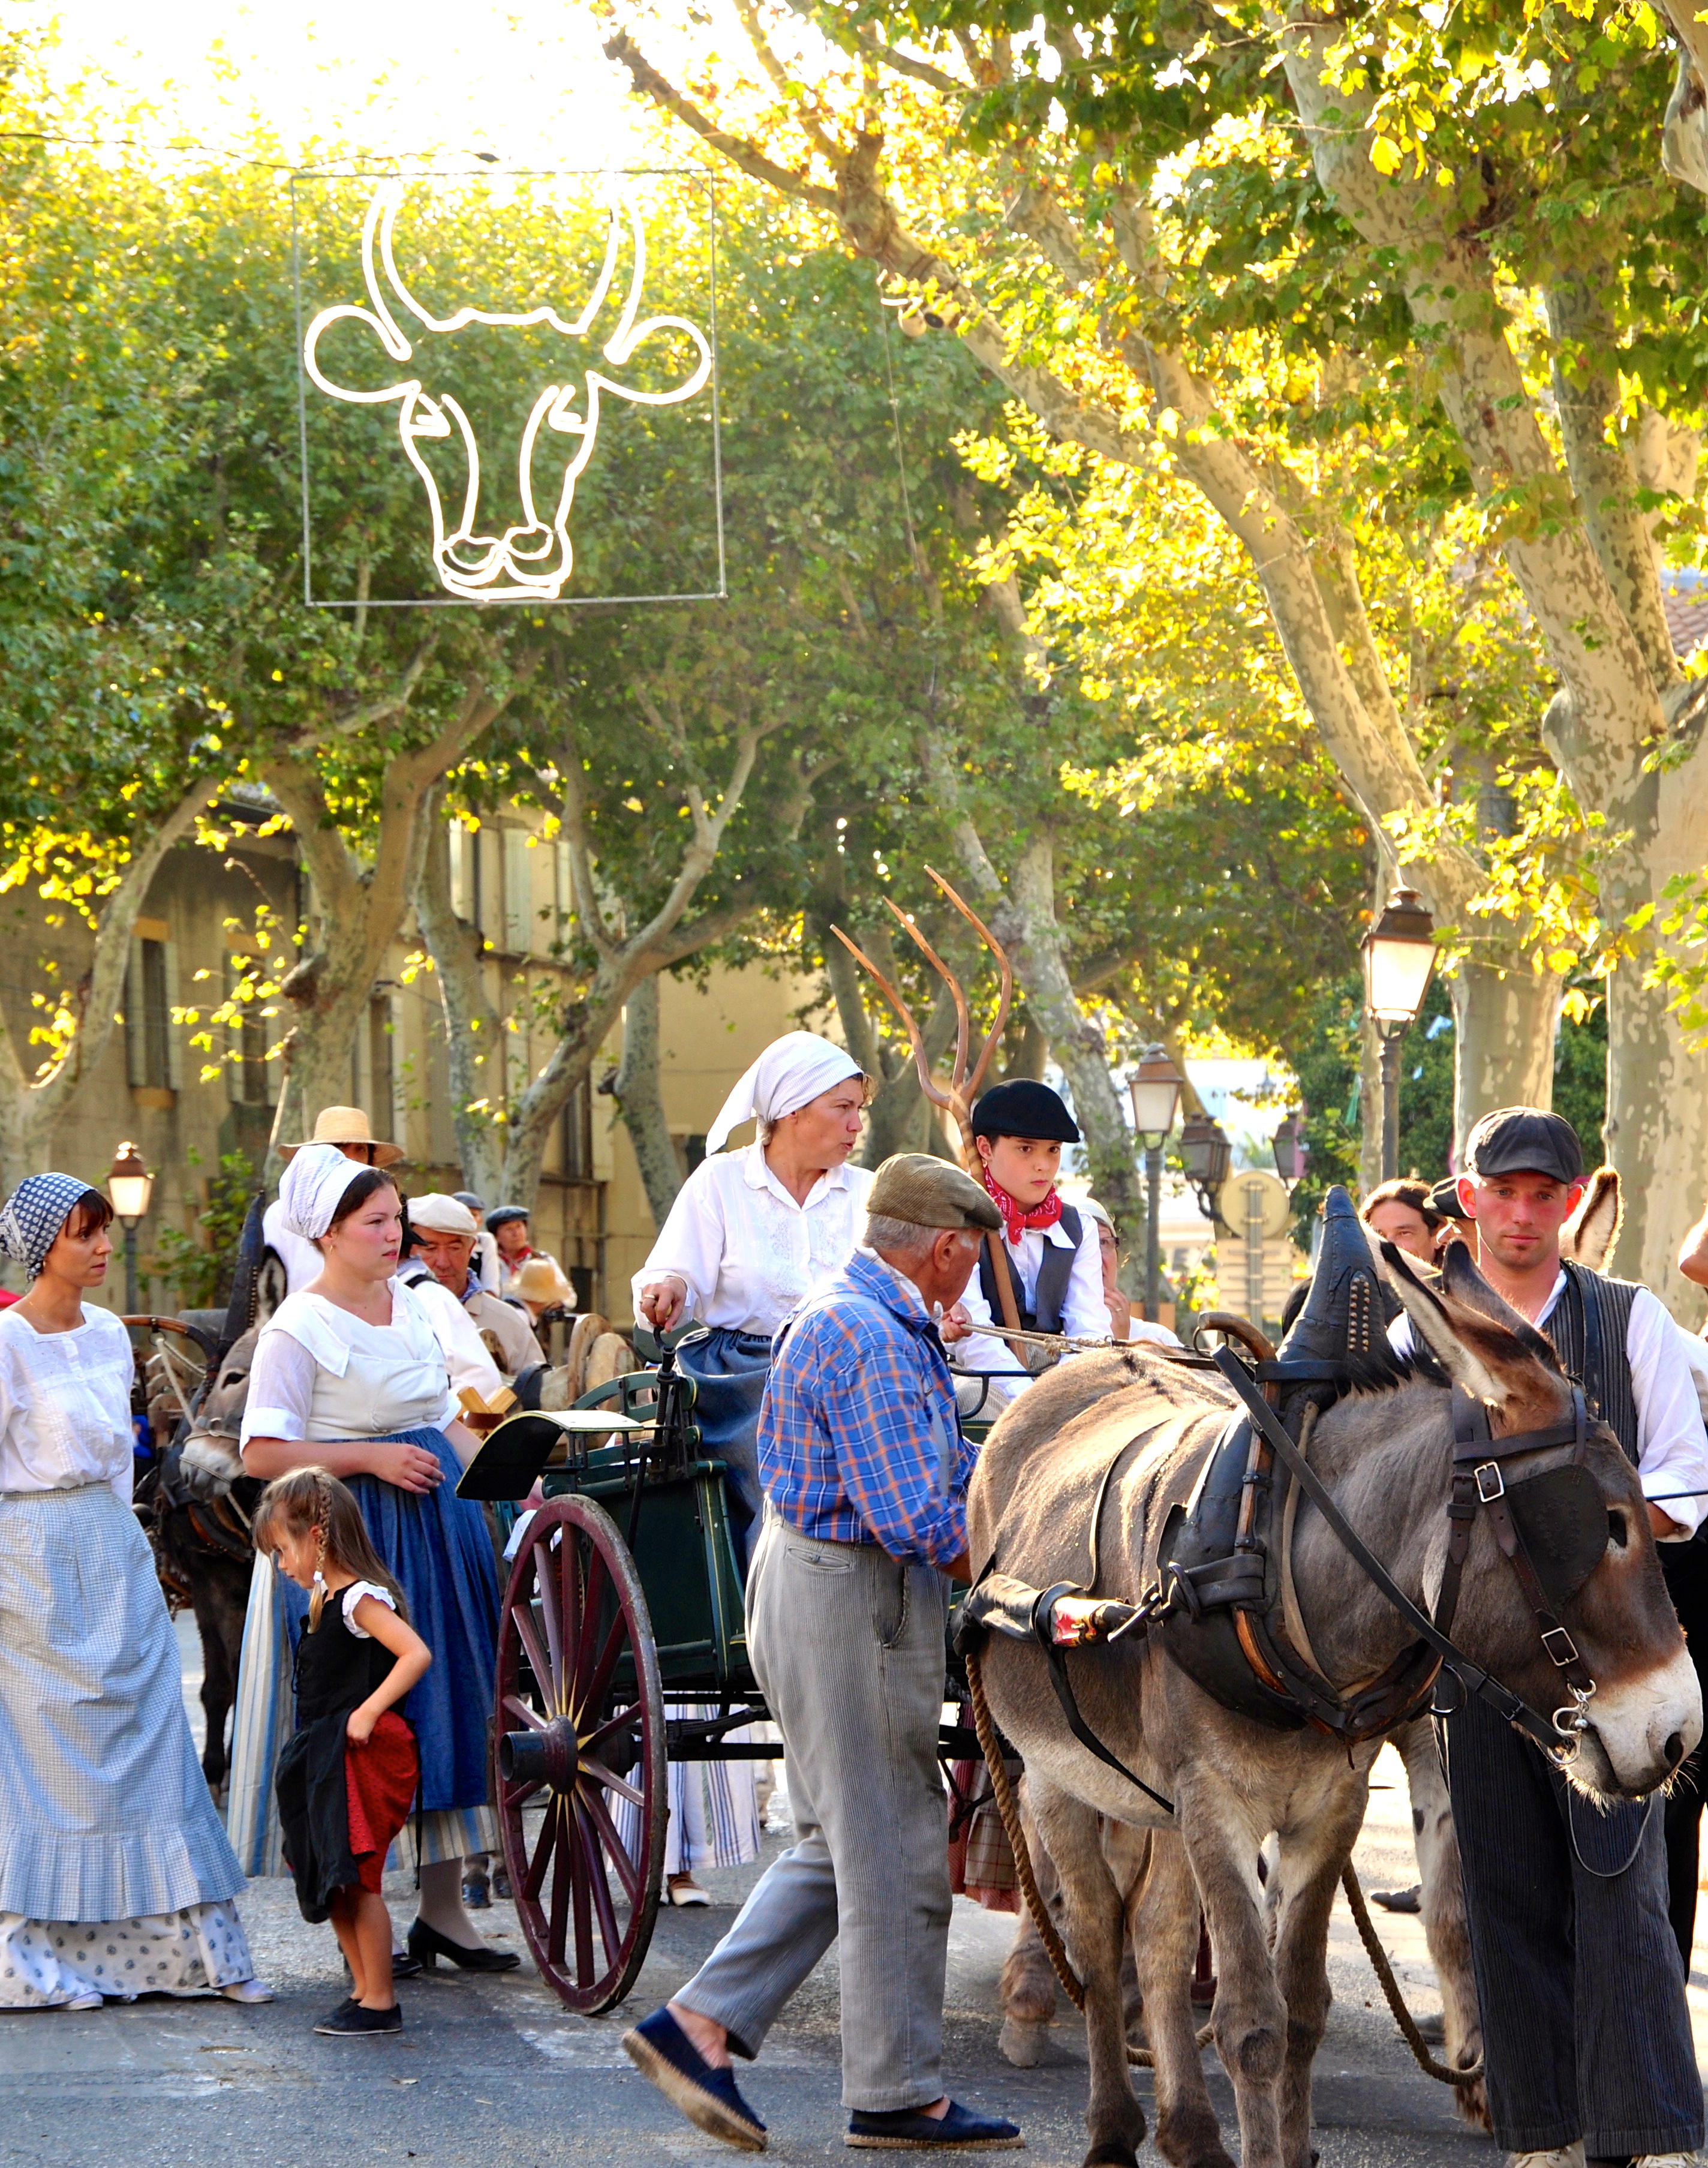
[414,814,506,1199]
[612,974,682,1232]
[1449,963,1563,1164]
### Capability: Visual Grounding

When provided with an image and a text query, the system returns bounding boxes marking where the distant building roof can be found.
[1662,569,1708,660]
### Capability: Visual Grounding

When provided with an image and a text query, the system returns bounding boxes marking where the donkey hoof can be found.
[999,2016,1051,2067]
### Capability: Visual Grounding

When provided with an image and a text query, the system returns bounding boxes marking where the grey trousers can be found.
[673,1518,952,2111]
[1445,1694,1705,2157]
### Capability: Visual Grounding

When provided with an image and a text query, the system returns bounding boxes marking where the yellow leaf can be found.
[1370,136,1403,176]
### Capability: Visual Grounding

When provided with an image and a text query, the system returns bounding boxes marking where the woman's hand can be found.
[638,1275,688,1333]
[366,1439,444,1493]
[347,1704,377,1746]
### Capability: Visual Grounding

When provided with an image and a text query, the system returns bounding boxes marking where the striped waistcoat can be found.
[1542,1260,1641,1466]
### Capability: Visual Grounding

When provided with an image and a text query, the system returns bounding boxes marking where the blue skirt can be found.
[673,1327,771,1569]
[274,1427,497,1814]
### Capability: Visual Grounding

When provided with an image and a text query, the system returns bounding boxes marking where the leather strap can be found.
[1030,1583,1177,1817]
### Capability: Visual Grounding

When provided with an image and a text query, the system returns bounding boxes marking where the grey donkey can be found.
[968,1235,1699,2168]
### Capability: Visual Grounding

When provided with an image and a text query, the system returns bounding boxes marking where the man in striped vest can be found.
[1442,1106,1708,2168]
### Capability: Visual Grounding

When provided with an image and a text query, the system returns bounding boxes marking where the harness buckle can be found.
[1541,1625,1581,1668]
[1474,1461,1505,1503]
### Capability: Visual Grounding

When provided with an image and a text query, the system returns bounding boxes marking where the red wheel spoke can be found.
[533,1545,564,1695]
[504,1775,545,1811]
[501,1693,548,1734]
[577,1611,628,1719]
[577,1705,640,1761]
[572,1547,607,1698]
[513,1604,556,1713]
[579,1781,642,1905]
[576,1797,624,1965]
[577,1755,645,1808]
[524,1800,561,1902]
[563,1800,591,1984]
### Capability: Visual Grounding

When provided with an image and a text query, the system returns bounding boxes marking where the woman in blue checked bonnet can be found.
[0,1172,271,2009]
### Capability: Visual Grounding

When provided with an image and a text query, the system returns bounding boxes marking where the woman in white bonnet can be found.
[632,1029,872,1902]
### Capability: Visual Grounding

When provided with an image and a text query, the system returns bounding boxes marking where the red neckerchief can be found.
[979,1164,1064,1246]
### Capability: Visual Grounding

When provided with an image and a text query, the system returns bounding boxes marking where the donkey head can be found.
[1379,1236,1698,1798]
[303,181,711,602]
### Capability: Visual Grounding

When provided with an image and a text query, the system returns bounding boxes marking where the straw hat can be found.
[515,1256,573,1307]
[279,1105,404,1167]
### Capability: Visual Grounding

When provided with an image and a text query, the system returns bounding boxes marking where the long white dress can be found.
[629,1145,876,1877]
[0,1304,258,2007]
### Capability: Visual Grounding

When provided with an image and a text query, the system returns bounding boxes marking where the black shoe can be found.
[492,1865,513,1902]
[1369,1885,1422,1914]
[315,2001,402,2037]
[622,2007,767,2152]
[391,1950,423,1980]
[847,2102,1023,2149]
[406,1918,521,1973]
[462,1875,492,1909]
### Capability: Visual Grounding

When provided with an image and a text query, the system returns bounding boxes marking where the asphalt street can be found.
[1,1617,1702,2168]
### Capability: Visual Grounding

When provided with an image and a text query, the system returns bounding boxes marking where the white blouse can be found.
[240,1280,481,1450]
[0,1304,137,1502]
[632,1143,875,1335]
[953,1214,1111,1406]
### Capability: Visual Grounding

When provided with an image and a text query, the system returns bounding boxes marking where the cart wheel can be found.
[494,1494,667,2012]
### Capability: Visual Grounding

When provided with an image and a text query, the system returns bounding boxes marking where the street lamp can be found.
[1179,1113,1233,1226]
[1129,1045,1184,1322]
[1361,884,1437,1182]
[1272,1107,1310,1188]
[108,1141,153,1313]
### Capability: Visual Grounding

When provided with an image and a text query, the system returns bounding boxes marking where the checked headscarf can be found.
[0,1172,104,1280]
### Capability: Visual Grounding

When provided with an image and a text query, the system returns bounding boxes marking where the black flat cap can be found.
[1463,1106,1583,1187]
[970,1079,1081,1144]
[1429,1176,1471,1222]
[485,1205,530,1232]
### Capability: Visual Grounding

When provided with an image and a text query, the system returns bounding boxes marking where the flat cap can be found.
[970,1079,1081,1144]
[867,1154,1003,1232]
[408,1193,480,1238]
[1463,1106,1583,1187]
[485,1205,530,1232]
[1428,1176,1472,1223]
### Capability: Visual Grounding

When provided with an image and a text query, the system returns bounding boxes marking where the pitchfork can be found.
[830,869,1026,1344]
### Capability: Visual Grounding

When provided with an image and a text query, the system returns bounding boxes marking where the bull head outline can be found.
[303,180,712,602]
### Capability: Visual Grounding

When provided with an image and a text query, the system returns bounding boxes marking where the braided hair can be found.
[252,1467,408,1630]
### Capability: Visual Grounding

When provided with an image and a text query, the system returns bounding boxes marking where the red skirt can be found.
[345,1711,419,1893]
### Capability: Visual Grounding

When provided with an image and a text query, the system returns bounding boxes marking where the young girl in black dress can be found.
[255,1468,431,2038]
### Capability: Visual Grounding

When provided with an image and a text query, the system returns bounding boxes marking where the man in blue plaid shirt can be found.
[624,1155,1023,2154]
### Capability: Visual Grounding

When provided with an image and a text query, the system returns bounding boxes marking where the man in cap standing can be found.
[406,1194,542,1382]
[623,1155,1021,2154]
[1426,1107,1708,2168]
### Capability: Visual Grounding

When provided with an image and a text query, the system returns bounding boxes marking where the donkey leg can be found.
[1177,1780,1289,2168]
[1029,1777,1147,2168]
[1000,1791,1061,2067]
[1127,1827,1233,2168]
[1396,1717,1489,2130]
[1269,1786,1368,2168]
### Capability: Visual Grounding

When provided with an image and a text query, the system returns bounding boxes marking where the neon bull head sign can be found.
[302,181,712,603]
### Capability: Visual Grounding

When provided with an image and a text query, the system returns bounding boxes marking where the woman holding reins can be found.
[632,1030,873,1903]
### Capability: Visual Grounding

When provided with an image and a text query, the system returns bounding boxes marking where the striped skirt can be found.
[614,1708,761,1876]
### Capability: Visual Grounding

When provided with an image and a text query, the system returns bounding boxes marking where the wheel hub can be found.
[499,1715,579,1792]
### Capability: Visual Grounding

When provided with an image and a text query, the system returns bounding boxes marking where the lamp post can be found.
[1271,1107,1310,1188]
[1179,1113,1233,1227]
[1361,885,1437,1182]
[1128,1045,1184,1322]
[107,1141,154,1314]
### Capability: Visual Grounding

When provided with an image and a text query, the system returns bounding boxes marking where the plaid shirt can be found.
[757,1250,975,1568]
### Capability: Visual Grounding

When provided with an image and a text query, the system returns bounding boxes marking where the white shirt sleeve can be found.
[242,1326,318,1446]
[1061,1220,1111,1341]
[341,1580,399,1638]
[1629,1290,1708,1536]
[632,1161,729,1325]
[951,1218,1108,1407]
[408,1278,501,1418]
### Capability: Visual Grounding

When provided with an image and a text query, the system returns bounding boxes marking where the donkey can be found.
[968,1243,1700,2168]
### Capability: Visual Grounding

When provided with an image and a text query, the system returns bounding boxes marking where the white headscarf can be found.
[277,1142,375,1242]
[705,1031,864,1154]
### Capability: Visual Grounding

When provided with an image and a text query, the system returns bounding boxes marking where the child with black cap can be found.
[948,1078,1108,1406]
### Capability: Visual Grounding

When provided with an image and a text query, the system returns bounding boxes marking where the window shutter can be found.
[124,944,145,1089]
[162,942,183,1089]
[504,830,530,953]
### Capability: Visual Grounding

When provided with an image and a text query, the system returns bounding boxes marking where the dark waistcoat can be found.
[977,1205,1084,1335]
[1542,1260,1641,1465]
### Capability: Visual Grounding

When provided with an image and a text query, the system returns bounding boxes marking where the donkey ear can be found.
[1375,1237,1514,1404]
[1436,1241,1565,1373]
[1561,1166,1621,1272]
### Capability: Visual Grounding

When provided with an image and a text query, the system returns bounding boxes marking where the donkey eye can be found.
[1608,1511,1629,1550]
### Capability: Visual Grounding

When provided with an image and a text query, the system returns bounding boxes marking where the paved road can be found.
[1,1623,1701,2167]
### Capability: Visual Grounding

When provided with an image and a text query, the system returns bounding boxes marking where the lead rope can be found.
[964,1650,1212,2066]
[1339,1864,1486,2089]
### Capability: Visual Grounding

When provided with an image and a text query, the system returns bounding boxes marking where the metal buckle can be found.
[1474,1461,1505,1502]
[1541,1625,1580,1668]
[1548,1680,1597,1764]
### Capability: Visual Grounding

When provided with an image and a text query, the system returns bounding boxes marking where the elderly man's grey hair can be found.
[866,1212,981,1261]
